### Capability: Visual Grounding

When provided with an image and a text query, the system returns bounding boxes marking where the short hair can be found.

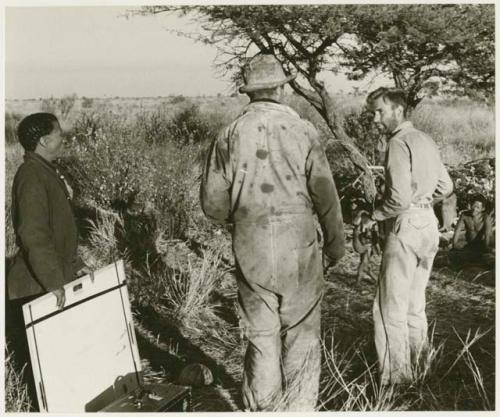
[17,113,59,151]
[367,87,408,116]
[470,193,487,207]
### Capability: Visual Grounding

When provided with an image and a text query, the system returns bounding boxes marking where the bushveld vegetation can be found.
[4,94,495,411]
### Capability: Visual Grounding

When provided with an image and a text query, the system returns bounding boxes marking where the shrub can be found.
[81,96,94,109]
[5,112,22,145]
[449,158,495,211]
[71,111,127,142]
[59,120,199,243]
[170,95,186,104]
[342,109,385,166]
[40,94,78,119]
[135,110,170,145]
[166,104,222,146]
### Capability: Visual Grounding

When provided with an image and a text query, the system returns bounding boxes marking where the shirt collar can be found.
[243,100,300,118]
[24,151,57,172]
[391,120,413,136]
[250,98,281,105]
[24,152,72,199]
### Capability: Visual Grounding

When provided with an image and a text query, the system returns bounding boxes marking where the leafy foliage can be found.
[342,4,494,108]
[138,4,493,201]
[449,158,495,211]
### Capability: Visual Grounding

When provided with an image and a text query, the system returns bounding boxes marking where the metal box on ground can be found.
[23,260,191,412]
[100,383,190,412]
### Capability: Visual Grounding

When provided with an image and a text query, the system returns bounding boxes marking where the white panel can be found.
[23,260,142,412]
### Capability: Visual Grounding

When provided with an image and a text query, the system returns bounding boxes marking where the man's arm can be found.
[484,210,494,248]
[200,132,233,224]
[433,162,454,204]
[452,214,466,249]
[306,133,345,265]
[15,171,66,292]
[372,138,412,221]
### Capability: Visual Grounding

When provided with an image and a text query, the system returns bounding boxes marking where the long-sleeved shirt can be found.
[201,99,345,262]
[373,121,454,221]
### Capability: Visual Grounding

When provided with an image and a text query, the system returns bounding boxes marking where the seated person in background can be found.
[449,194,494,267]
[352,210,381,284]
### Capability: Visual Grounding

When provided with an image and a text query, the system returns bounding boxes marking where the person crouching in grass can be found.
[6,113,85,410]
[449,194,495,268]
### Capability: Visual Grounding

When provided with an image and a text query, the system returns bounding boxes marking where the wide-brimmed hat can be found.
[239,54,297,93]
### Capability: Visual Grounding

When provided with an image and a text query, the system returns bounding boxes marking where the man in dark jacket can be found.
[6,112,82,410]
[201,54,345,411]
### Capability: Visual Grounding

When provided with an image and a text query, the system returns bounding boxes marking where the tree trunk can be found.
[316,83,378,204]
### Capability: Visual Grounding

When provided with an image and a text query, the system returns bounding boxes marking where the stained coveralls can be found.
[372,121,453,385]
[201,100,345,410]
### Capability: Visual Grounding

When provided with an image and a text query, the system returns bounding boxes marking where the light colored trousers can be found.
[373,209,439,385]
[234,213,324,411]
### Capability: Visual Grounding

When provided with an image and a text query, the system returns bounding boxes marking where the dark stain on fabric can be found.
[281,125,287,130]
[261,183,274,193]
[309,177,334,203]
[239,206,249,218]
[258,125,264,132]
[286,175,292,180]
[256,149,269,160]
[243,162,248,169]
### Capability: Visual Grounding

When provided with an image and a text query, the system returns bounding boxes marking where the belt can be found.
[410,202,433,209]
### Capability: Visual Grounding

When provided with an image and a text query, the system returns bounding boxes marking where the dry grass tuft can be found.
[5,348,31,412]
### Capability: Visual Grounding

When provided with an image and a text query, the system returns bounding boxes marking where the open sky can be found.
[5,6,382,99]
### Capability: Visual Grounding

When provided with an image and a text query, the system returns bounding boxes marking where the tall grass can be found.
[146,248,227,331]
[4,348,31,412]
[79,210,125,270]
[315,324,493,411]
[411,99,494,166]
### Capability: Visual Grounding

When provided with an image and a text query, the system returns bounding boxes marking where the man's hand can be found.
[52,287,66,310]
[353,210,377,232]
[360,215,376,234]
[323,253,337,270]
[76,265,91,278]
[485,210,495,227]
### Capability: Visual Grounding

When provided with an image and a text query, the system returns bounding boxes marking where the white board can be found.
[23,260,142,412]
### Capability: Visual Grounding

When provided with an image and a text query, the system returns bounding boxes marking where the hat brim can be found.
[239,74,297,93]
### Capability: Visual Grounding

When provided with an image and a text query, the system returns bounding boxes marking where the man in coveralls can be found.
[201,54,345,410]
[367,88,454,385]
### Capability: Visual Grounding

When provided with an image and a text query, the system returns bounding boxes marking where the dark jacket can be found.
[7,152,79,300]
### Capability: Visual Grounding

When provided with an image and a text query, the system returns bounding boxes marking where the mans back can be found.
[227,101,317,221]
[378,121,453,219]
[395,123,447,204]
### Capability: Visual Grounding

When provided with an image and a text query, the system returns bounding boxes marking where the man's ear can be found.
[397,104,405,118]
[39,136,48,148]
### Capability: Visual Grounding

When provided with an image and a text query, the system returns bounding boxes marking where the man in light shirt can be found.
[366,87,453,385]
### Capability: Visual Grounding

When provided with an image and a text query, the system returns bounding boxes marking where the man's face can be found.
[371,96,402,134]
[43,122,65,158]
[471,200,485,216]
